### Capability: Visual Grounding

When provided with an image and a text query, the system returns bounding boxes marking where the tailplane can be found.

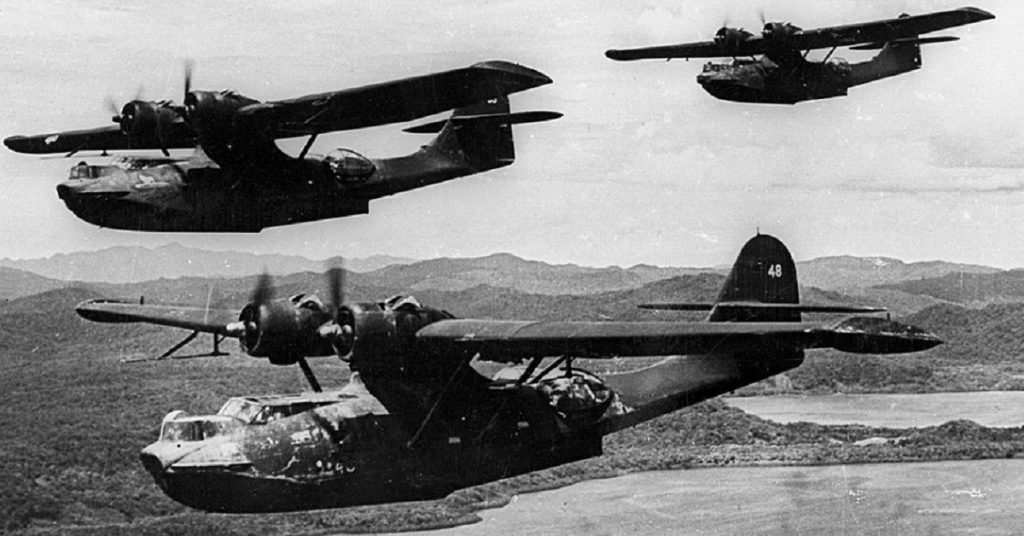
[640,234,884,322]
[847,39,923,87]
[404,96,561,171]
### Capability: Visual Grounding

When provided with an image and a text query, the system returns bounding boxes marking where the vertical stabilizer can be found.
[431,95,514,171]
[709,233,799,322]
[848,40,922,87]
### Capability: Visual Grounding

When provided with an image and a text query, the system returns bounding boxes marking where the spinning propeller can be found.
[226,265,353,392]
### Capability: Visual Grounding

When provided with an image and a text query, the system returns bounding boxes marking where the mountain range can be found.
[0,244,1004,301]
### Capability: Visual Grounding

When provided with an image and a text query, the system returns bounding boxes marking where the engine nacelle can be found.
[117,100,183,145]
[184,90,258,140]
[339,300,457,378]
[714,27,754,51]
[761,22,802,44]
[238,296,335,365]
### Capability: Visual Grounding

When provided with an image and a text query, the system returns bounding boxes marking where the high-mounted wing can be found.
[237,61,554,138]
[415,317,941,363]
[4,123,195,156]
[76,299,239,336]
[783,6,994,51]
[605,7,993,60]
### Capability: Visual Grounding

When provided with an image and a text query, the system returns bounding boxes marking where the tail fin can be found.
[847,40,922,87]
[404,96,561,171]
[709,233,799,322]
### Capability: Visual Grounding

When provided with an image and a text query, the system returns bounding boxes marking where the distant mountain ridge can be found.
[0,244,416,283]
[796,255,1000,292]
[0,245,1006,301]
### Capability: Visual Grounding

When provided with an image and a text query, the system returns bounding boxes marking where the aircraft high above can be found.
[76,233,942,512]
[605,7,994,104]
[4,61,560,232]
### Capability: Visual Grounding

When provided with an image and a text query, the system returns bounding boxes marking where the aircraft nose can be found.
[55,182,73,199]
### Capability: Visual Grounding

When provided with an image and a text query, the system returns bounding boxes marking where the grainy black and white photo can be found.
[0,1,1018,534]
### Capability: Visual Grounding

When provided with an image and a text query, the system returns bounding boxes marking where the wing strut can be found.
[122,331,228,363]
[406,357,471,448]
[296,357,322,393]
[297,133,319,160]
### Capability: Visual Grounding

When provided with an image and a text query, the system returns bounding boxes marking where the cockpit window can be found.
[69,162,96,180]
[218,398,263,423]
[160,419,242,442]
[324,149,375,183]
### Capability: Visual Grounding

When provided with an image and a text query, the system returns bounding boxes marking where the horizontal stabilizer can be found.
[850,35,959,50]
[639,302,885,314]
[403,111,562,134]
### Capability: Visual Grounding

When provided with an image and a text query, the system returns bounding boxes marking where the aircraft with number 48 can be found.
[74,233,942,512]
[4,61,560,231]
[605,7,994,104]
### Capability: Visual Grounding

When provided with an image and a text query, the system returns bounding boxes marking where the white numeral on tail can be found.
[767,264,783,278]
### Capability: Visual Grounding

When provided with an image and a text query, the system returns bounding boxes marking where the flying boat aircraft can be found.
[75,233,942,512]
[4,61,560,231]
[605,7,994,104]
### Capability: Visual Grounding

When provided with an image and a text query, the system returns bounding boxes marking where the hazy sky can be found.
[0,0,1016,268]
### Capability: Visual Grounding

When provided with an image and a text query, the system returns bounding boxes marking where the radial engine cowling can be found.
[714,27,754,51]
[184,90,258,137]
[238,296,336,365]
[337,300,457,378]
[118,101,183,145]
[761,22,802,45]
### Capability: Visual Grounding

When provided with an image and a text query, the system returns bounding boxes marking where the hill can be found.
[876,270,1024,306]
[0,244,417,283]
[795,255,1000,293]
[0,266,67,300]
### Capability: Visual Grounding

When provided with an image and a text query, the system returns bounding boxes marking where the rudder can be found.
[709,233,799,322]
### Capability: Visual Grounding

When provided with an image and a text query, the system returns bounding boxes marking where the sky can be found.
[0,0,1018,269]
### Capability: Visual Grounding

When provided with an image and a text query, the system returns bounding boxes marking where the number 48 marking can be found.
[767,264,783,278]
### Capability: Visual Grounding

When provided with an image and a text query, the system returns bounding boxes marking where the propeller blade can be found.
[183,59,195,98]
[104,94,120,121]
[251,272,274,308]
[327,264,344,315]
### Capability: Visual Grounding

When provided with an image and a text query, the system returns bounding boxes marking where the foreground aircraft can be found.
[75,234,941,512]
[605,7,994,104]
[4,61,559,231]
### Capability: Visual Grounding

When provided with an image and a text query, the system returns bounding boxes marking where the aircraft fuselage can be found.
[56,146,492,232]
[696,41,921,104]
[140,347,806,512]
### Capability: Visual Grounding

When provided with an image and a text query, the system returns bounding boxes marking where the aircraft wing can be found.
[606,40,763,61]
[605,7,993,60]
[4,124,195,156]
[416,316,941,363]
[75,299,239,336]
[784,7,994,51]
[236,61,554,138]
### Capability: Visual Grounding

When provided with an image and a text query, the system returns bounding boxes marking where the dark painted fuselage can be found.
[697,41,921,104]
[140,347,804,513]
[57,145,492,232]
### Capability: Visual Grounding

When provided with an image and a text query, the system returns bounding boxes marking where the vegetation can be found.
[9,258,1024,533]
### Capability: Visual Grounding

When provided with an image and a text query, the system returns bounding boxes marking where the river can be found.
[392,460,1024,536]
[382,392,1024,535]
